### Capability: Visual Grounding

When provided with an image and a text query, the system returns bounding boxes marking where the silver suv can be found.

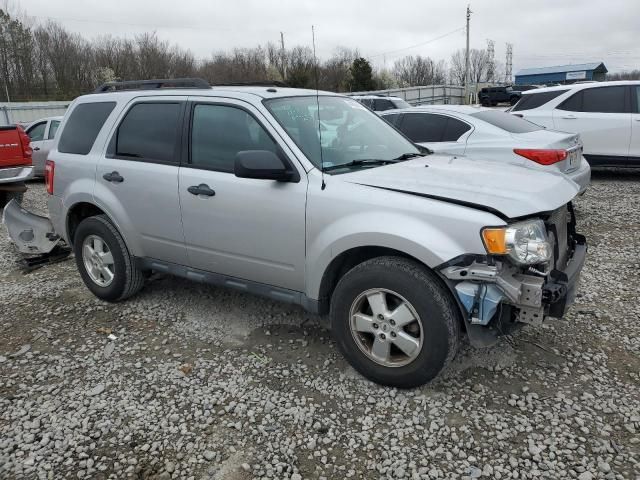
[4,78,587,388]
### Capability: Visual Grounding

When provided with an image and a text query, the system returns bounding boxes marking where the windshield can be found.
[264,96,419,172]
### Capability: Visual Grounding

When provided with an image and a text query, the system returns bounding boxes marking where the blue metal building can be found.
[514,62,608,85]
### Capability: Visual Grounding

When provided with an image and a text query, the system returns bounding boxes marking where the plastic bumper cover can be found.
[0,166,34,185]
[1,199,61,254]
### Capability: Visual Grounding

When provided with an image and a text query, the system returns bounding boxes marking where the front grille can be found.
[547,205,570,270]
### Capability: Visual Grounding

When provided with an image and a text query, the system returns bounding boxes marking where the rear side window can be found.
[512,90,568,111]
[48,120,60,139]
[443,117,471,141]
[115,103,181,162]
[58,102,116,155]
[471,110,542,133]
[190,104,279,172]
[399,113,448,142]
[635,86,640,113]
[559,86,627,114]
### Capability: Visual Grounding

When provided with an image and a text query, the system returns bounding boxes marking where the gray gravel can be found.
[1,173,639,480]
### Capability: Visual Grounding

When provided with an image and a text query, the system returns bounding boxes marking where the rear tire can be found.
[330,256,460,388]
[73,214,145,302]
[0,191,23,209]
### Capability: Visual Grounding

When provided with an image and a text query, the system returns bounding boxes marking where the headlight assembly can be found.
[481,219,551,265]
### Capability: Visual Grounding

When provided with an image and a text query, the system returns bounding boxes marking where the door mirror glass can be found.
[234,150,293,181]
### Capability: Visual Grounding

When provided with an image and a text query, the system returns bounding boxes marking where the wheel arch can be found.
[314,245,453,316]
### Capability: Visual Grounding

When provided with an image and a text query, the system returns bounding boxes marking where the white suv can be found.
[511,80,640,167]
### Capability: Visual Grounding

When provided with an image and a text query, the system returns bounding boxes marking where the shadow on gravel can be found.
[590,167,640,181]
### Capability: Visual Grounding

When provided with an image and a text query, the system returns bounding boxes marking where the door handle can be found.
[188,184,215,197]
[103,171,124,183]
[562,115,577,119]
[33,147,41,151]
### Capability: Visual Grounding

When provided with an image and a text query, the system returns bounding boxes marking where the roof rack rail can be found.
[93,78,211,93]
[210,80,289,88]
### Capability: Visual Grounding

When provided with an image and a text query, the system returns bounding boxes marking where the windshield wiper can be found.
[323,159,400,172]
[394,152,426,160]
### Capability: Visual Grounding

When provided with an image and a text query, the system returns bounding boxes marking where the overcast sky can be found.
[14,0,640,74]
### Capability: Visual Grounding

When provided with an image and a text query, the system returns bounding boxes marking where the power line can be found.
[369,26,465,59]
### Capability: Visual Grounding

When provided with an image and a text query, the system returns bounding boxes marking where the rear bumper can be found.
[565,158,591,195]
[0,166,34,185]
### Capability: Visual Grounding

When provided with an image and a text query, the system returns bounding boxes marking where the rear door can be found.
[631,85,640,161]
[398,112,469,154]
[96,97,188,265]
[553,85,631,163]
[178,98,307,290]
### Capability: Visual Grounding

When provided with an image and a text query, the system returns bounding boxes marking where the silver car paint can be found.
[42,87,579,304]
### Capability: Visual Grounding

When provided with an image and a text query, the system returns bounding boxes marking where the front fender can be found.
[305,210,483,300]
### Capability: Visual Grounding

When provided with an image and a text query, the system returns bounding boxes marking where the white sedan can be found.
[380,105,591,193]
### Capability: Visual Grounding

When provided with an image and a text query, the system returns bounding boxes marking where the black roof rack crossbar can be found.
[93,78,211,93]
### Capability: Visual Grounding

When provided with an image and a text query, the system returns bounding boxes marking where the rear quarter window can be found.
[58,102,116,155]
[512,90,568,111]
[471,110,542,133]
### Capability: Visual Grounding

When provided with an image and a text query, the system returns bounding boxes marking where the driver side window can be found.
[27,122,46,142]
[191,104,279,173]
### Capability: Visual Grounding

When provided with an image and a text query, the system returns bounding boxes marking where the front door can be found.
[179,99,307,291]
[96,98,188,265]
[26,120,48,174]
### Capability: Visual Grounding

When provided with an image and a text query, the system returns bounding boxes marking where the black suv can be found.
[479,86,521,107]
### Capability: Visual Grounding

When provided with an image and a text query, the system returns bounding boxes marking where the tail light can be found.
[45,160,55,195]
[16,125,33,165]
[514,149,568,166]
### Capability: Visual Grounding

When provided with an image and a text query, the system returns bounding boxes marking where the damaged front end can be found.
[440,203,587,347]
[2,199,61,254]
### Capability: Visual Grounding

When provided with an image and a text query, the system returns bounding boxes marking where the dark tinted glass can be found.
[471,110,541,133]
[557,91,583,111]
[27,122,46,142]
[373,99,396,111]
[116,103,180,162]
[635,86,640,113]
[191,104,278,172]
[59,102,116,155]
[580,86,626,113]
[512,90,568,111]
[382,113,401,126]
[443,117,471,141]
[399,113,448,142]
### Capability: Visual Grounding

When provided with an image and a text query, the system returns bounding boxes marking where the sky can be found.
[12,0,640,74]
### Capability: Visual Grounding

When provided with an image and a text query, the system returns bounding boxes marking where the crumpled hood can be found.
[341,154,579,219]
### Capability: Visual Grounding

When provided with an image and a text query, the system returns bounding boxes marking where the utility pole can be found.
[280,32,287,81]
[487,39,495,83]
[505,43,513,84]
[464,5,471,104]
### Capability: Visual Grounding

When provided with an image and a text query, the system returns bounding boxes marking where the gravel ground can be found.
[1,173,639,480]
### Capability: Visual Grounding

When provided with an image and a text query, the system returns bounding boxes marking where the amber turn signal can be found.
[481,228,507,254]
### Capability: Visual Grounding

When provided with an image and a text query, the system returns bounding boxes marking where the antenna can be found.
[312,25,326,191]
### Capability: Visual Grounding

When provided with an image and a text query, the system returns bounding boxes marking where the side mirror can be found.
[234,150,296,182]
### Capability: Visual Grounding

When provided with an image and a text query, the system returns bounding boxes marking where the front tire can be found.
[73,215,145,302]
[330,256,460,388]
